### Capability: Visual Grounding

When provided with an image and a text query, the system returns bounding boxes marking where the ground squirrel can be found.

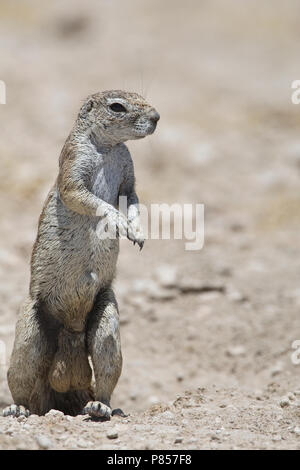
[3,90,159,419]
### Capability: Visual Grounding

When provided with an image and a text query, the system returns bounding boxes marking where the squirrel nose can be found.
[148,109,160,123]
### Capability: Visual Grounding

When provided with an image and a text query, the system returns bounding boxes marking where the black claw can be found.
[112,408,128,418]
[139,241,144,251]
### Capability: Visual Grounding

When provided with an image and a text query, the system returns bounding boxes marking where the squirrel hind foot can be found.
[82,401,111,421]
[3,404,30,418]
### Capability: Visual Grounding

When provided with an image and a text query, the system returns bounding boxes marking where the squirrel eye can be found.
[109,103,127,113]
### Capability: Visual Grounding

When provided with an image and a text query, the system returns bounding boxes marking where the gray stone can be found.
[106,429,119,440]
[174,437,183,444]
[45,409,64,418]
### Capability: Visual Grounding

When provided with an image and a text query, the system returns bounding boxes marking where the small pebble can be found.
[17,415,26,422]
[287,392,296,401]
[77,439,93,448]
[36,434,54,450]
[270,362,284,377]
[107,429,118,440]
[226,346,246,357]
[160,411,175,420]
[45,409,64,418]
[174,437,183,444]
[176,373,184,382]
[148,396,159,405]
[279,397,290,408]
[227,291,246,302]
[154,264,178,288]
[130,392,138,401]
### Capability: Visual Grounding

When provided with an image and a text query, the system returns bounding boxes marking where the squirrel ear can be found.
[80,99,95,118]
[85,99,94,112]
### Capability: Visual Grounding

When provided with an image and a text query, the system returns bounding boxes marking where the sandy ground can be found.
[1,0,300,450]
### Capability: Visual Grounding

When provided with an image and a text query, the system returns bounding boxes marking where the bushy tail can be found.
[48,329,92,393]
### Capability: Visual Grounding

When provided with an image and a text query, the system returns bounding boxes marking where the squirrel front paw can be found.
[102,209,128,239]
[98,210,145,249]
[127,218,145,250]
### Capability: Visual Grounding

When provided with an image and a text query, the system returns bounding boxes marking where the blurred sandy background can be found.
[1,0,300,449]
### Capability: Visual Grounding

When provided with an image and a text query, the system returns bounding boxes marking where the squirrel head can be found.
[77,90,160,145]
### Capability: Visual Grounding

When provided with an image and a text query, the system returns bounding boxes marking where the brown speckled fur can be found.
[4,91,159,418]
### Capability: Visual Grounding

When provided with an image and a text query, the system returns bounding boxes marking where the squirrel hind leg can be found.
[7,296,58,415]
[86,287,122,414]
